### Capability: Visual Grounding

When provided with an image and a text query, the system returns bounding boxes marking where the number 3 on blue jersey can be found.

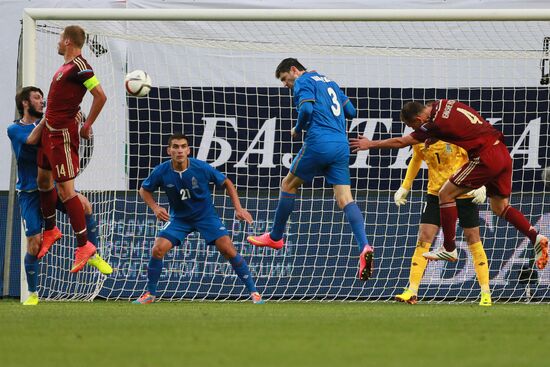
[327,87,341,117]
[180,188,191,201]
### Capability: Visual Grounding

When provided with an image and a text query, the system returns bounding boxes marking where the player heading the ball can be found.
[133,133,264,304]
[247,58,374,281]
[351,99,548,270]
[37,25,107,273]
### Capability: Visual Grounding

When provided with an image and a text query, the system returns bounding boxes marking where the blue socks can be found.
[85,215,98,246]
[343,202,369,253]
[147,255,256,296]
[229,254,257,293]
[147,257,163,296]
[24,253,38,293]
[270,191,296,241]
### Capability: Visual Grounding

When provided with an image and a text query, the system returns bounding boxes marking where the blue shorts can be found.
[290,142,351,185]
[158,213,229,247]
[18,190,66,237]
[18,191,42,237]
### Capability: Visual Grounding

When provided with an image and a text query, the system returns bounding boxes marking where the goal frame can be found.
[14,7,550,302]
[21,7,550,90]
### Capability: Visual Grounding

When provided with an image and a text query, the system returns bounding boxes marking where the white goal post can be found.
[14,8,550,303]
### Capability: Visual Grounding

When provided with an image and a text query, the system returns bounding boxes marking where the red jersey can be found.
[46,55,97,128]
[410,99,503,158]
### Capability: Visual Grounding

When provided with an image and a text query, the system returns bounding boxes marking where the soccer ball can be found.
[543,167,550,187]
[124,70,152,97]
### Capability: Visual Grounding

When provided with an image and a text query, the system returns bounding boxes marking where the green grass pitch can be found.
[1,300,549,367]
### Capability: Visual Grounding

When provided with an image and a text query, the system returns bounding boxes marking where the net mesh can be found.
[27,18,550,302]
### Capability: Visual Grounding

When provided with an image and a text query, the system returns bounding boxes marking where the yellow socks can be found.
[408,241,431,294]
[469,241,490,293]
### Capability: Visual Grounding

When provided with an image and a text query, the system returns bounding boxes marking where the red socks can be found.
[440,202,458,251]
[40,188,58,230]
[63,195,88,247]
[502,205,538,243]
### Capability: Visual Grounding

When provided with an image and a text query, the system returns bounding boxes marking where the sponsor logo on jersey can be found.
[56,72,63,81]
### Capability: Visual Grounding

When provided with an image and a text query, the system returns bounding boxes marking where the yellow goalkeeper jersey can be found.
[401,141,470,197]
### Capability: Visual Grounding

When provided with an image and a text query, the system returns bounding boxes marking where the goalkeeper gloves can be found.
[468,186,486,204]
[394,187,409,206]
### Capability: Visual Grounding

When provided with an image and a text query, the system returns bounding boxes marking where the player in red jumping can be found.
[37,25,107,273]
[350,100,548,270]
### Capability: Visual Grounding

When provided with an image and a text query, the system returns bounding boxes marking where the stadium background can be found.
[2,85,549,298]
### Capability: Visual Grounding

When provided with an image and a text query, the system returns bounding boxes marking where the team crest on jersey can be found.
[192,177,199,189]
[56,72,63,81]
[445,143,452,153]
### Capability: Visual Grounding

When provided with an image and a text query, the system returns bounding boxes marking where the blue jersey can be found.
[293,71,350,145]
[7,119,40,192]
[141,158,227,221]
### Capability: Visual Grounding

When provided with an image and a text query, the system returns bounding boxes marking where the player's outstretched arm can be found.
[395,147,422,206]
[223,178,253,224]
[25,118,45,145]
[350,134,420,152]
[400,145,423,193]
[80,85,107,139]
[139,187,169,221]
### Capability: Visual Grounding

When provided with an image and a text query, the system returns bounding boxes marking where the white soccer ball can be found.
[124,70,152,97]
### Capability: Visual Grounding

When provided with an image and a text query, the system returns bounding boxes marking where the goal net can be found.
[20,10,550,302]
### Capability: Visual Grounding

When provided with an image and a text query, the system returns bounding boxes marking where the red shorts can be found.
[450,140,512,197]
[37,120,80,182]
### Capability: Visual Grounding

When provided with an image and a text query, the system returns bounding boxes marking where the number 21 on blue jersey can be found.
[180,188,191,201]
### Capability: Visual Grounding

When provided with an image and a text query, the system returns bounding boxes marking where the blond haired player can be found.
[393,141,492,306]
[37,25,107,273]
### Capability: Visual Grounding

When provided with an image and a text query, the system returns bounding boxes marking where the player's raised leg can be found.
[36,167,62,259]
[333,185,373,281]
[77,193,113,275]
[38,129,96,272]
[247,173,303,250]
[491,196,548,270]
[55,179,97,273]
[52,191,112,274]
[215,235,264,304]
[424,180,469,261]
[534,234,549,270]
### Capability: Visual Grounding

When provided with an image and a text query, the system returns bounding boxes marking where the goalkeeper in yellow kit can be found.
[394,141,492,306]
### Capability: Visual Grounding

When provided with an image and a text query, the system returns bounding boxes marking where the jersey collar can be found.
[171,158,189,174]
[17,118,41,126]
